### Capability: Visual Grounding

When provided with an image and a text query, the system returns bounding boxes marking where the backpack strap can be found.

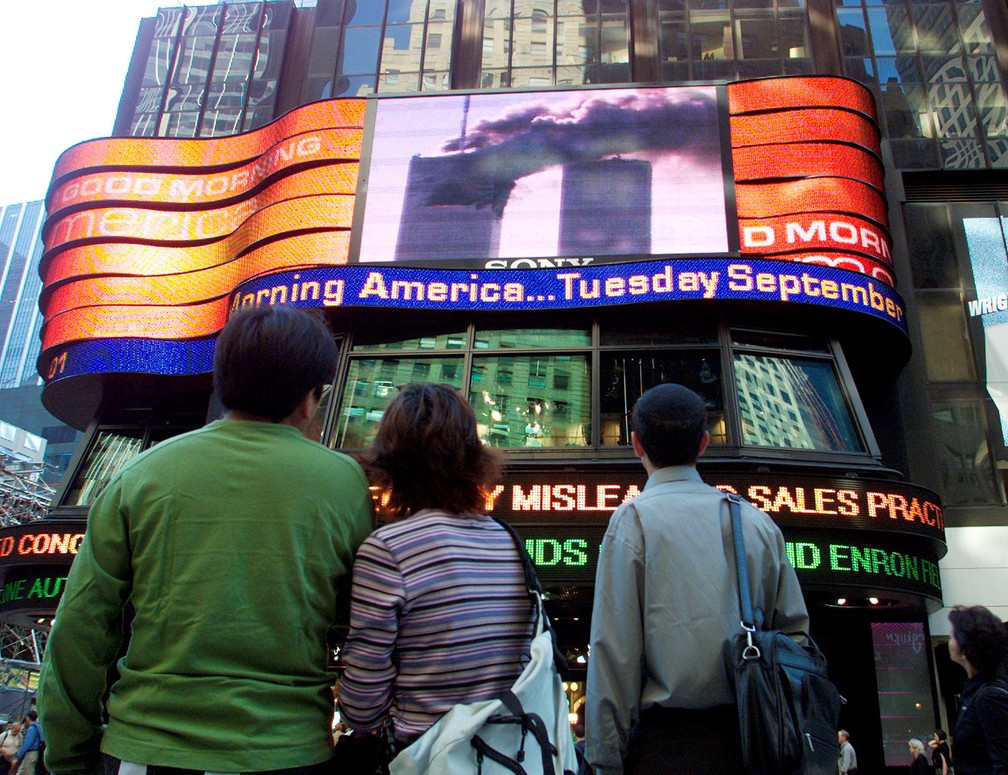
[492,516,569,675]
[501,691,559,773]
[472,734,529,774]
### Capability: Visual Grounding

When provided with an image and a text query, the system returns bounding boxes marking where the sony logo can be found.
[483,257,595,269]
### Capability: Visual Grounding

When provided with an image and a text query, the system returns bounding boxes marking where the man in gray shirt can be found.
[586,384,810,775]
[838,730,858,774]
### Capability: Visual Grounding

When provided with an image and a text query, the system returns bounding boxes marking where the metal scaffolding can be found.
[0,455,55,663]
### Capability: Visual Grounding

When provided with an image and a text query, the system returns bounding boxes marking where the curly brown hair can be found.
[364,383,501,518]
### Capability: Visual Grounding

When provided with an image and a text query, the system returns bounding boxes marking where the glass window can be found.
[931,398,1000,504]
[333,356,465,448]
[690,12,734,61]
[733,353,864,452]
[342,26,383,74]
[473,329,591,349]
[330,325,870,459]
[780,13,809,61]
[736,17,778,60]
[865,7,899,56]
[353,331,468,351]
[600,15,630,64]
[600,351,725,446]
[912,4,958,54]
[838,8,870,57]
[346,1,386,25]
[916,292,977,382]
[730,329,828,353]
[471,356,591,448]
[903,204,959,289]
[842,0,1000,171]
[601,323,717,346]
[63,431,144,507]
[483,4,629,87]
[957,4,993,55]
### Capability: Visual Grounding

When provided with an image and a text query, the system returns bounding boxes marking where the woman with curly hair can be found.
[337,383,535,748]
[947,604,1008,775]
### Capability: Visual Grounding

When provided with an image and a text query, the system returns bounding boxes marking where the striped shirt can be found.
[338,510,535,743]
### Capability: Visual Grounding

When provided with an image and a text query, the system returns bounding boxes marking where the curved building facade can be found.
[3,1,1008,770]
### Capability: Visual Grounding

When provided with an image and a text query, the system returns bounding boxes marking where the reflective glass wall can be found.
[658,0,812,81]
[905,200,1008,505]
[128,2,292,138]
[327,321,874,460]
[839,0,1008,169]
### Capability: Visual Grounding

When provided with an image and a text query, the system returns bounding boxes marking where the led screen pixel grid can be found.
[356,87,730,264]
[37,77,898,384]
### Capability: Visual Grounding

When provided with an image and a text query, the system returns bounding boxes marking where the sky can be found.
[0,1,218,207]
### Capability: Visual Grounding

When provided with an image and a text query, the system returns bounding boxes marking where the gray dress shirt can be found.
[585,465,810,775]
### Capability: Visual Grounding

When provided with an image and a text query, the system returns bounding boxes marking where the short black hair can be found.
[213,306,338,421]
[949,604,1008,675]
[631,383,708,467]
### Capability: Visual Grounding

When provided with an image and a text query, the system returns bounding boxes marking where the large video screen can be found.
[355,87,731,268]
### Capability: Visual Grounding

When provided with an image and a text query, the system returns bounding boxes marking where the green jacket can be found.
[38,420,375,774]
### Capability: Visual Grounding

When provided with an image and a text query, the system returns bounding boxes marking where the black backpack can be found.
[724,494,844,775]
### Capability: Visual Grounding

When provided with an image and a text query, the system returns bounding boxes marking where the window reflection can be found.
[471,356,590,448]
[63,431,144,506]
[334,357,464,447]
[482,2,630,86]
[733,354,863,452]
[473,329,591,349]
[331,326,871,458]
[599,352,724,446]
[353,332,468,351]
[931,399,1000,504]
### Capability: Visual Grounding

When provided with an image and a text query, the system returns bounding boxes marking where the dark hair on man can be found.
[365,383,501,518]
[631,383,708,467]
[948,604,1008,674]
[26,710,37,722]
[213,305,338,421]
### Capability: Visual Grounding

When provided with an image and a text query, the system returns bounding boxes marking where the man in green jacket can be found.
[38,306,375,775]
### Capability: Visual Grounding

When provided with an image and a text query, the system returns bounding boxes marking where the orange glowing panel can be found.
[49,100,366,189]
[727,77,877,119]
[42,230,352,289]
[730,110,880,149]
[44,193,355,253]
[42,232,353,320]
[42,298,231,350]
[735,179,888,226]
[732,143,884,192]
[48,130,363,216]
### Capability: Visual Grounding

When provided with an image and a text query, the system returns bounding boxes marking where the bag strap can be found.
[726,493,756,631]
[726,494,766,659]
[500,692,559,773]
[472,735,529,775]
[492,516,569,675]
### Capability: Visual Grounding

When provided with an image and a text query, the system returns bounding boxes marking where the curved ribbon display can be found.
[37,76,898,384]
